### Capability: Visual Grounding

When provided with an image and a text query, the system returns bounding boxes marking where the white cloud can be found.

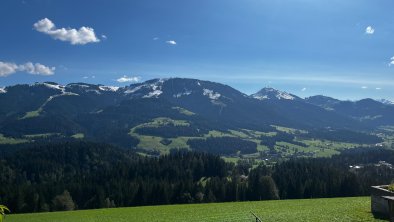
[83,75,96,79]
[301,87,307,92]
[166,40,177,45]
[0,61,18,77]
[361,86,368,89]
[116,75,141,83]
[365,26,375,34]
[33,18,100,45]
[0,61,55,77]
[101,35,107,40]
[376,87,382,90]
[389,56,394,66]
[153,37,159,41]
[18,62,55,75]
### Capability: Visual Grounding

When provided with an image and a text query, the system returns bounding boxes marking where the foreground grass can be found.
[8,197,383,222]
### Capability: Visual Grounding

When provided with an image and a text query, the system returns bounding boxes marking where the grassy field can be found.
[20,108,42,119]
[172,106,195,116]
[272,125,308,134]
[7,197,383,222]
[0,134,28,144]
[378,126,394,148]
[71,133,85,139]
[128,120,365,159]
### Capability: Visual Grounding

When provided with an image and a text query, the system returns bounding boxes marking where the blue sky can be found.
[0,0,393,100]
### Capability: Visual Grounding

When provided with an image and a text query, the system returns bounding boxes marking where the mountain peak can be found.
[305,95,340,103]
[98,85,120,92]
[376,99,394,105]
[42,82,65,91]
[306,95,338,101]
[251,87,298,101]
[123,78,168,98]
[305,95,342,110]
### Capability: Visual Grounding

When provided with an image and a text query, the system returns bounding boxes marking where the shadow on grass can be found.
[372,212,389,221]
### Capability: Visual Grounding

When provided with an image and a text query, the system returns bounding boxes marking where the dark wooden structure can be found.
[382,196,394,222]
[371,185,394,220]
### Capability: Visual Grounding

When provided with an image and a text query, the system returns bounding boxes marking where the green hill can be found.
[7,197,384,222]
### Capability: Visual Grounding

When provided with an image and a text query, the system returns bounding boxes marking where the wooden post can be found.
[250,211,262,222]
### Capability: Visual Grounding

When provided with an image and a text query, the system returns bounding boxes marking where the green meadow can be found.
[7,197,383,222]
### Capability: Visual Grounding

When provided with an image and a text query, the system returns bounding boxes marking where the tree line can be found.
[187,137,258,155]
[0,142,393,213]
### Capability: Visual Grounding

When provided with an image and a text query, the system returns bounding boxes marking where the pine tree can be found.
[52,190,75,211]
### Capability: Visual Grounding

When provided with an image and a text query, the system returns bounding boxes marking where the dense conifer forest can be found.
[0,142,393,213]
[187,137,258,155]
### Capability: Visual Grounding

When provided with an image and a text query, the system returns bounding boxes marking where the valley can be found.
[0,78,392,162]
[2,1,393,221]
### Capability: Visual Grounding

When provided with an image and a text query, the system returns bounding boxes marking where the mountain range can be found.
[0,78,392,150]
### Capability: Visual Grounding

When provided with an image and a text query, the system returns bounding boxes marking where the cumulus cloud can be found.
[389,56,394,66]
[376,87,382,90]
[18,62,55,75]
[116,75,141,83]
[153,37,159,41]
[33,18,100,45]
[301,87,307,92]
[361,86,368,89]
[166,40,177,45]
[0,61,55,77]
[365,26,375,34]
[101,35,107,40]
[0,61,18,77]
